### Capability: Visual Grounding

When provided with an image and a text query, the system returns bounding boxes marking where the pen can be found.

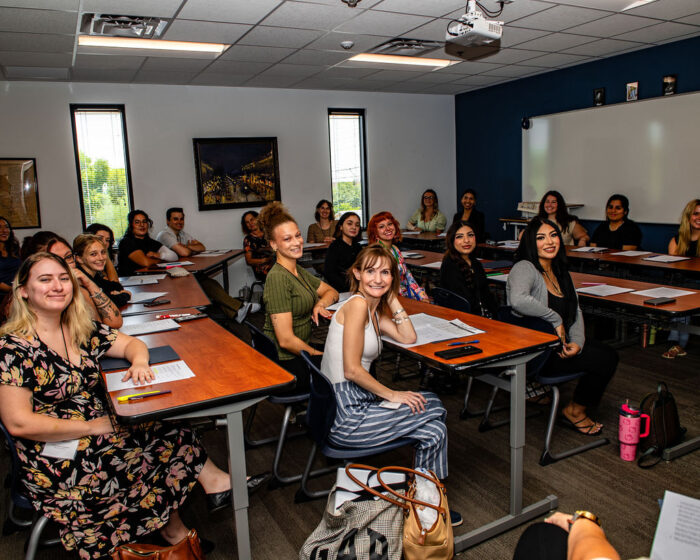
[117,390,171,403]
[581,282,605,286]
[156,313,192,319]
[449,340,479,346]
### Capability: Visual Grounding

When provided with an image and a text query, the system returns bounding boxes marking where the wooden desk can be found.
[107,313,295,560]
[122,274,210,316]
[566,247,700,275]
[399,231,445,251]
[181,249,244,292]
[394,298,559,552]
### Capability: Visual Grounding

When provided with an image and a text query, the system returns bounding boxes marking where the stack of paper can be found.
[105,359,195,391]
[402,252,424,259]
[120,274,166,286]
[643,255,691,263]
[630,287,696,298]
[571,246,608,253]
[610,250,652,257]
[156,261,193,267]
[576,285,635,297]
[128,291,168,304]
[120,318,180,336]
[195,249,229,256]
[383,313,484,348]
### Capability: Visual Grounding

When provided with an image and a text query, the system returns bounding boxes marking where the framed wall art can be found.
[193,137,281,211]
[0,158,41,228]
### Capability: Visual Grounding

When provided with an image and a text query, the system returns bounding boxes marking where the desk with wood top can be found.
[108,312,295,560]
[393,298,559,552]
[121,274,210,316]
[399,231,446,251]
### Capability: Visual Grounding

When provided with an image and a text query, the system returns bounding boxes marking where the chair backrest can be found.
[432,287,471,314]
[0,417,32,510]
[497,306,554,375]
[245,321,278,363]
[300,351,337,447]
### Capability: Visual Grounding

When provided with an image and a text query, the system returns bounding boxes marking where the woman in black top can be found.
[74,233,131,307]
[590,194,642,250]
[324,212,362,293]
[0,216,20,296]
[451,189,486,243]
[440,220,497,317]
[117,210,176,276]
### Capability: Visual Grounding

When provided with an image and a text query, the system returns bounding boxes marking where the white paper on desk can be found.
[576,285,635,297]
[128,291,167,304]
[42,439,79,460]
[610,250,652,257]
[326,292,352,311]
[571,246,607,252]
[437,233,446,237]
[402,231,421,235]
[156,261,193,267]
[643,255,691,263]
[630,287,696,298]
[650,490,700,560]
[119,319,180,336]
[121,277,158,286]
[303,242,327,249]
[449,318,486,336]
[195,249,229,256]
[421,261,442,270]
[402,252,424,258]
[383,313,478,348]
[106,359,195,391]
[489,273,509,283]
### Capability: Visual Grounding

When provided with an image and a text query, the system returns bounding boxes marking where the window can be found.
[70,104,134,238]
[328,109,368,224]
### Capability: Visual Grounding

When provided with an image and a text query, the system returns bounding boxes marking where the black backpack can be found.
[637,382,686,468]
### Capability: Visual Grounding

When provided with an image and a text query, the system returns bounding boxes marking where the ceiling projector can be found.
[445,0,505,61]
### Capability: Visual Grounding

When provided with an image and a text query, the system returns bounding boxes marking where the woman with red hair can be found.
[367,211,428,302]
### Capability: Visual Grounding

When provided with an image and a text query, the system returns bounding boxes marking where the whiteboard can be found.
[522,91,700,225]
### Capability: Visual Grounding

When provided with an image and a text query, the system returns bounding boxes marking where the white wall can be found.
[0,81,455,293]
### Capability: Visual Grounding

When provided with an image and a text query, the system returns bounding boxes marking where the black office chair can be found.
[244,321,309,486]
[294,351,418,502]
[431,287,471,314]
[476,307,609,466]
[0,418,59,559]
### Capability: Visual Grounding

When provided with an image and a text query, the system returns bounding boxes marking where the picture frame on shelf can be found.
[0,158,41,228]
[626,81,639,102]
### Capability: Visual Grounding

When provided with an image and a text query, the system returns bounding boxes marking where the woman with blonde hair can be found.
[407,188,447,234]
[73,233,131,307]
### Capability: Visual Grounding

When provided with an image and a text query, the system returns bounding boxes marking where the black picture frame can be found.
[0,158,41,228]
[593,87,605,106]
[193,137,281,211]
[662,74,677,96]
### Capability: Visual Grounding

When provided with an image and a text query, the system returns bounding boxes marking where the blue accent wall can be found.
[455,35,700,253]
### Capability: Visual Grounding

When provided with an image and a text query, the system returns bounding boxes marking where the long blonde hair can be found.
[676,199,700,257]
[348,244,400,316]
[0,253,95,347]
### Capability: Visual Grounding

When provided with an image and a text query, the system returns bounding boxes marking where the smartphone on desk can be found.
[434,345,482,360]
[144,299,171,307]
[644,297,676,306]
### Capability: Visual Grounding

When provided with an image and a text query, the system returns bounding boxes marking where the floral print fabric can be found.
[0,324,206,559]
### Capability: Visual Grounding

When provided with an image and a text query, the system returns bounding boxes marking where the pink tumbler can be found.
[618,402,650,461]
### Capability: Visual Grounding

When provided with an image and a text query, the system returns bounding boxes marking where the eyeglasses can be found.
[62,252,75,263]
[423,195,435,200]
[133,220,149,225]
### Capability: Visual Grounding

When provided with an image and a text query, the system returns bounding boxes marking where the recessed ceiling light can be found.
[622,0,657,11]
[348,53,457,68]
[78,36,228,54]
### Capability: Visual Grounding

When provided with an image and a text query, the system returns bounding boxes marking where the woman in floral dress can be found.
[0,252,232,559]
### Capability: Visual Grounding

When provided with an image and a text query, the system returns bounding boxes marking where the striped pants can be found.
[329,381,449,479]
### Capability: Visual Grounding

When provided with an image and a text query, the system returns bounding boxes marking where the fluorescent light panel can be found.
[348,53,456,68]
[622,0,657,11]
[78,35,228,54]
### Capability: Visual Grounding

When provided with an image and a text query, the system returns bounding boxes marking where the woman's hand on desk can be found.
[389,390,427,414]
[122,360,155,385]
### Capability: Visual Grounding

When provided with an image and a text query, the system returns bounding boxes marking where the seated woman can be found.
[259,202,338,392]
[440,220,497,317]
[73,233,131,308]
[368,211,429,302]
[507,217,618,435]
[242,210,274,282]
[0,252,233,559]
[323,212,362,293]
[117,210,177,276]
[85,222,119,282]
[407,189,447,234]
[0,216,21,296]
[44,235,123,329]
[307,199,337,243]
[663,198,700,359]
[590,194,642,250]
[536,190,589,246]
[20,230,60,261]
[451,189,486,243]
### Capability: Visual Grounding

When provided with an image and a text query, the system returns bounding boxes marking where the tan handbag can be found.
[346,464,454,560]
[111,529,205,560]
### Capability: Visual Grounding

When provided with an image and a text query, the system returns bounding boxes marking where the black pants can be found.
[513,523,568,560]
[542,339,618,408]
[279,353,322,395]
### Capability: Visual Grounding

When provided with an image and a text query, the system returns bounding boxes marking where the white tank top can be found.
[320,294,382,385]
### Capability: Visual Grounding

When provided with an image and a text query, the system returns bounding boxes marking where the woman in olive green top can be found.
[260,202,338,392]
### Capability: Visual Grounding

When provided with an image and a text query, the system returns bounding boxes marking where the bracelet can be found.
[392,308,406,317]
[393,317,407,325]
[89,289,104,299]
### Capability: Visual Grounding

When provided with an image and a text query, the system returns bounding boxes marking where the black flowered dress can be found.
[0,323,207,559]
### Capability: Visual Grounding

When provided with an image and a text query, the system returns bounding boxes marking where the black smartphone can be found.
[434,345,483,360]
[144,299,171,307]
[643,297,676,306]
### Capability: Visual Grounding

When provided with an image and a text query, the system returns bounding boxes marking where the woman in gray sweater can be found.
[507,217,618,436]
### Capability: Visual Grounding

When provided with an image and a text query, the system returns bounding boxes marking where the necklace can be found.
[35,323,71,362]
[542,269,563,297]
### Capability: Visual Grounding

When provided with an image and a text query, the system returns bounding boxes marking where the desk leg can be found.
[454,363,558,552]
[226,410,251,560]
[222,264,229,293]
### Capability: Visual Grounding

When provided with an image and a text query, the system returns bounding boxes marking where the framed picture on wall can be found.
[593,88,605,106]
[0,158,41,228]
[626,81,639,102]
[193,137,281,211]
[662,74,677,96]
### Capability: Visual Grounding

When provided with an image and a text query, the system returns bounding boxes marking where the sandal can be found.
[662,345,687,359]
[558,414,603,436]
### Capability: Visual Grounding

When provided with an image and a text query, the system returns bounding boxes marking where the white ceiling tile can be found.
[655,29,700,43]
[473,47,545,64]
[164,20,251,43]
[450,1,556,24]
[499,25,551,47]
[0,31,74,52]
[675,12,700,25]
[362,69,426,81]
[510,5,609,31]
[140,57,213,71]
[238,26,322,48]
[207,60,272,74]
[190,72,254,86]
[291,0,383,6]
[73,53,145,69]
[614,20,698,42]
[82,0,182,17]
[565,13,660,36]
[0,1,78,10]
[335,10,432,35]
[133,69,198,84]
[261,2,358,30]
[219,44,295,62]
[0,7,76,34]
[377,83,431,93]
[335,58,440,72]
[336,78,396,90]
[548,0,638,10]
[70,68,138,82]
[243,74,301,87]
[421,83,473,94]
[480,64,543,77]
[519,51,591,67]
[445,60,504,74]
[563,37,646,55]
[406,71,464,84]
[305,31,391,52]
[516,32,597,51]
[0,51,72,67]
[373,0,466,18]
[402,18,453,41]
[625,0,700,20]
[256,63,322,78]
[318,66,381,78]
[178,0,283,24]
[4,65,69,79]
[291,77,349,90]
[452,74,508,85]
[282,49,351,65]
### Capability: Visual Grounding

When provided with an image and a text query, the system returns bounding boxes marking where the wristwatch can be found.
[569,510,602,528]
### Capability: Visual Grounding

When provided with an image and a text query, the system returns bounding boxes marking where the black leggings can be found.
[513,523,568,560]
[542,339,618,409]
[279,353,322,395]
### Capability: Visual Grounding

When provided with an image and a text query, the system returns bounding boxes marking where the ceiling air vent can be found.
[369,38,443,57]
[80,14,168,39]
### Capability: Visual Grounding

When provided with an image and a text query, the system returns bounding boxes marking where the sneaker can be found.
[662,345,687,359]
[235,302,252,323]
[449,509,463,527]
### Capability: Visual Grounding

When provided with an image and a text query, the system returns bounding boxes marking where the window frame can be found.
[69,103,136,232]
[327,108,369,225]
